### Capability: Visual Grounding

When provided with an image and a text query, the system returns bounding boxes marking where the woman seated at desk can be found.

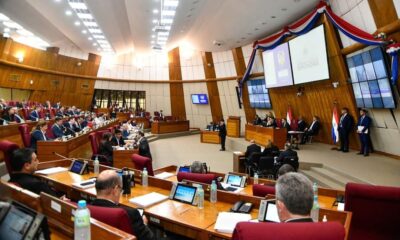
[99,132,114,162]
[262,140,280,157]
[30,120,51,150]
[264,117,277,128]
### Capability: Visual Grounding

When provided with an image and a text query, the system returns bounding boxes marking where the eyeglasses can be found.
[115,184,123,193]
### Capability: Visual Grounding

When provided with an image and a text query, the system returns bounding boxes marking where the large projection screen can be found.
[289,24,330,84]
[262,42,294,88]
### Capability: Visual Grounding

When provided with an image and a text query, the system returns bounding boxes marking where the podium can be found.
[227,116,240,138]
[245,124,287,149]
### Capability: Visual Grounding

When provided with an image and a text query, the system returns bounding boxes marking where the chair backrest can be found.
[18,124,31,147]
[0,140,20,173]
[87,205,133,234]
[275,118,282,128]
[248,152,262,164]
[131,154,154,176]
[21,108,29,119]
[252,184,276,197]
[46,122,55,139]
[283,156,299,171]
[153,116,160,121]
[177,172,216,184]
[154,111,160,117]
[95,130,111,146]
[345,182,400,240]
[258,156,275,170]
[89,133,99,155]
[232,222,345,240]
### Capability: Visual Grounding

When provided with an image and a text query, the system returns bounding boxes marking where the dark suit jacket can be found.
[29,110,40,121]
[297,120,307,131]
[245,144,261,158]
[56,110,65,117]
[357,115,371,134]
[30,130,49,150]
[91,199,155,240]
[277,149,298,163]
[52,124,65,138]
[285,217,314,223]
[262,145,280,157]
[338,114,353,133]
[219,124,227,137]
[139,138,152,159]
[307,121,320,135]
[2,114,15,122]
[9,173,61,197]
[63,122,77,135]
[14,114,24,123]
[282,122,291,132]
[111,136,125,146]
[99,141,114,160]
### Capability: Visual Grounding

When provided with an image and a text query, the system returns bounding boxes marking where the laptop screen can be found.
[227,174,242,187]
[178,166,190,173]
[173,184,197,204]
[0,203,35,240]
[70,160,85,174]
[265,202,280,222]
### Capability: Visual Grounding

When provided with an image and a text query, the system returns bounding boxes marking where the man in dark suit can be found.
[277,143,298,165]
[30,121,51,150]
[111,129,126,147]
[52,117,65,138]
[337,108,353,152]
[275,172,314,222]
[245,140,261,159]
[301,116,320,144]
[53,102,61,109]
[29,106,41,121]
[9,148,62,198]
[92,170,156,240]
[253,114,262,125]
[297,116,307,132]
[63,118,78,135]
[218,119,227,151]
[357,109,372,156]
[56,107,66,117]
[138,131,152,159]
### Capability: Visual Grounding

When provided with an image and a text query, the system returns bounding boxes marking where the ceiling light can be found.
[17,29,34,36]
[83,21,97,27]
[82,29,87,34]
[151,40,155,44]
[93,34,105,39]
[162,10,176,16]
[0,13,10,21]
[88,28,102,33]
[77,13,93,19]
[161,19,173,24]
[3,21,23,29]
[65,10,73,16]
[3,28,10,32]
[151,35,155,38]
[152,19,158,24]
[158,32,169,36]
[97,39,109,43]
[93,43,97,46]
[164,0,179,7]
[158,36,168,41]
[97,48,101,51]
[69,2,87,10]
[74,21,81,26]
[153,9,159,14]
[54,0,62,2]
[3,33,10,38]
[88,37,92,40]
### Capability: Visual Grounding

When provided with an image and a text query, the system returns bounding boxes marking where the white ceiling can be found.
[0,0,320,55]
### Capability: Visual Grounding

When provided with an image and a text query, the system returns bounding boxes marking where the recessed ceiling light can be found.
[74,21,81,26]
[3,33,10,38]
[65,10,72,16]
[93,43,97,46]
[54,0,62,2]
[0,13,10,21]
[152,19,158,24]
[82,30,87,34]
[88,37,92,40]
[97,48,101,51]
[151,35,155,38]
[151,40,155,44]
[3,28,10,32]
[153,9,159,14]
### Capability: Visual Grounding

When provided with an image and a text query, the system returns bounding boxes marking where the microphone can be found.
[52,152,71,160]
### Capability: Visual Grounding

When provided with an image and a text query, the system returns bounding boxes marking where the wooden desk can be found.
[116,113,150,129]
[227,116,241,138]
[201,131,221,144]
[36,121,117,162]
[232,151,245,173]
[245,124,287,149]
[113,149,139,169]
[151,120,190,134]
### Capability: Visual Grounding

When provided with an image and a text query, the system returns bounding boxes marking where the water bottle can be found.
[74,200,91,240]
[254,173,259,185]
[93,156,99,175]
[210,180,217,203]
[142,168,148,187]
[311,195,320,222]
[197,185,204,209]
[313,182,318,196]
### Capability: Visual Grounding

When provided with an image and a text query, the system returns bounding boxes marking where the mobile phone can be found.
[137,208,144,216]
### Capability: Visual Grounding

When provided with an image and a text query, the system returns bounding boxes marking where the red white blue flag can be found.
[331,106,339,144]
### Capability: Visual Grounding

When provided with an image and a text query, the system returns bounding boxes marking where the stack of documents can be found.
[129,192,169,208]
[214,212,252,233]
[154,172,175,179]
[35,167,68,175]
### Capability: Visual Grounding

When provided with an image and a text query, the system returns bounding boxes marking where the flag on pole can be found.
[331,106,339,144]
[287,106,293,126]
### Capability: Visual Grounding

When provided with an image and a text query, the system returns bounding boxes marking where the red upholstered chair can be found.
[154,111,160,117]
[290,119,298,131]
[131,154,154,176]
[86,205,133,234]
[232,222,345,240]
[46,122,55,139]
[345,182,400,240]
[50,108,56,118]
[275,118,282,128]
[153,116,160,121]
[21,108,29,120]
[177,172,216,184]
[89,133,111,166]
[18,124,31,148]
[95,130,111,146]
[252,184,276,197]
[0,140,20,173]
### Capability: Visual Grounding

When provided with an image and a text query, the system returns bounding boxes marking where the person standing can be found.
[338,108,354,152]
[219,119,227,151]
[357,109,371,157]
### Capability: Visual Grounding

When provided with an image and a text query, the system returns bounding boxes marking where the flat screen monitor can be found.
[191,94,209,104]
[262,42,294,88]
[226,174,242,187]
[264,202,280,223]
[172,184,197,204]
[346,47,395,109]
[246,78,272,109]
[289,24,330,84]
[177,166,190,173]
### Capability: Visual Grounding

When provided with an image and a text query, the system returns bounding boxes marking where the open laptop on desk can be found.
[218,173,247,193]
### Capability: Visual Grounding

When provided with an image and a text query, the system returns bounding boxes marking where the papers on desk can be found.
[154,172,175,179]
[129,192,169,208]
[214,212,252,233]
[35,167,68,175]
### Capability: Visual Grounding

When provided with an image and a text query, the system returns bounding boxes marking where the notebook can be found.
[129,192,169,208]
[154,172,175,179]
[214,212,252,233]
[35,167,68,175]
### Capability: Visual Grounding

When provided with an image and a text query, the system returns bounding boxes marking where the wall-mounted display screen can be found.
[247,78,272,109]
[289,24,330,84]
[191,94,209,104]
[347,47,395,109]
[262,42,294,88]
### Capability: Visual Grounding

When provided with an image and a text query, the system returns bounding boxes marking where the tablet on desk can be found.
[69,160,87,175]
[176,166,190,174]
[172,184,197,205]
[258,199,280,222]
[224,174,246,188]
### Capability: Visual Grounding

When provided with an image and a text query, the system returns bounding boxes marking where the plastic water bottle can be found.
[74,200,91,240]
[93,156,99,175]
[322,215,328,222]
[254,173,259,185]
[311,182,319,221]
[197,185,204,209]
[142,168,148,187]
[210,180,217,203]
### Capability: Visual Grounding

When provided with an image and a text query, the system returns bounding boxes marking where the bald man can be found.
[92,170,155,240]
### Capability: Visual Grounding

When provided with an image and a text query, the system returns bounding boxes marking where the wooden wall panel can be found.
[368,0,398,29]
[0,37,100,109]
[168,47,186,120]
[201,51,223,122]
[232,47,256,123]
